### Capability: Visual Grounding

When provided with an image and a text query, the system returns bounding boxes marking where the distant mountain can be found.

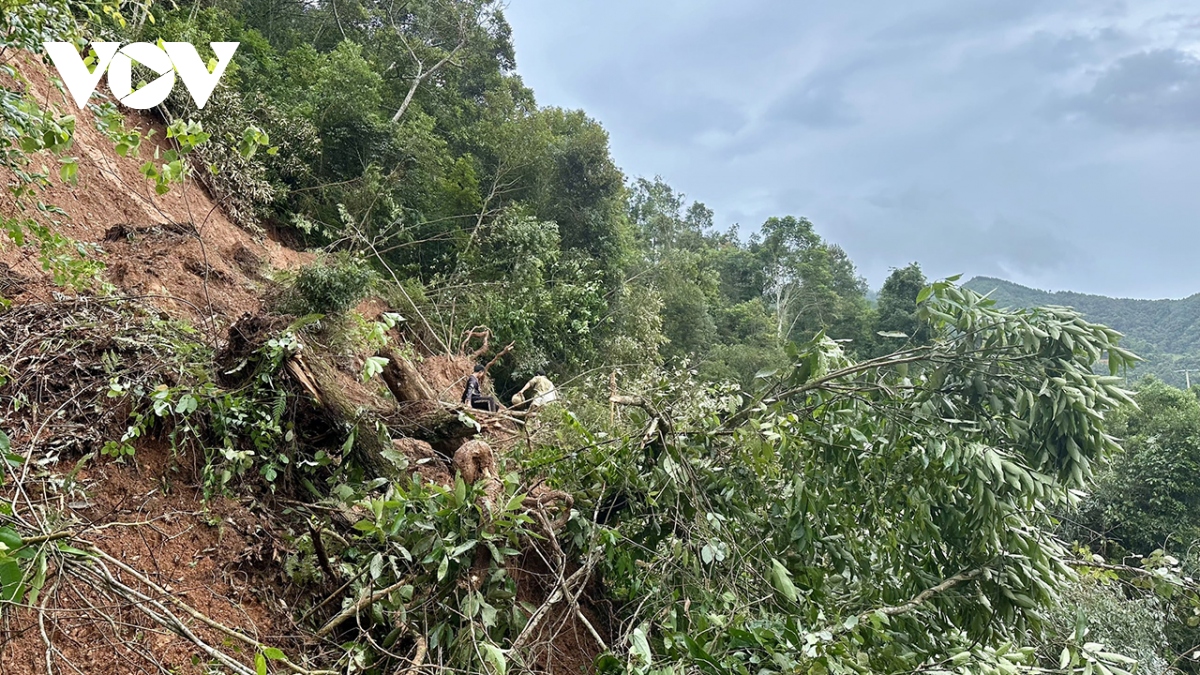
[962,277,1200,389]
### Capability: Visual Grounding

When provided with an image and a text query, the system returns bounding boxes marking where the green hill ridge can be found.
[963,276,1200,388]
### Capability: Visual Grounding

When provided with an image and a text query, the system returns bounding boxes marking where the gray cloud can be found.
[1019,27,1131,72]
[764,72,860,129]
[1064,49,1200,130]
[873,0,1057,43]
[506,0,1200,298]
[847,186,1080,281]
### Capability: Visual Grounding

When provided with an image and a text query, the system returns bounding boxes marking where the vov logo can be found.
[43,42,239,110]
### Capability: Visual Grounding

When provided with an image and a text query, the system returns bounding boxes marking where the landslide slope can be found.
[0,55,594,675]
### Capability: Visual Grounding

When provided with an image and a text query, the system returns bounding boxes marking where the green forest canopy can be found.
[51,0,949,393]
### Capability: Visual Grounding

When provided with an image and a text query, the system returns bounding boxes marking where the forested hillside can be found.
[965,276,1200,387]
[5,2,1200,675]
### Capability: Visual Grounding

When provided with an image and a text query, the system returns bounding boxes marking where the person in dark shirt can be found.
[462,363,498,412]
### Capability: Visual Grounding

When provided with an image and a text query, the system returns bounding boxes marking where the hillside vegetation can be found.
[964,276,1200,387]
[5,2,1200,675]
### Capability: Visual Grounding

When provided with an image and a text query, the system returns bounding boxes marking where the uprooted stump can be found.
[451,439,496,484]
[215,311,291,387]
[283,351,485,478]
[450,440,574,533]
[392,437,453,484]
[453,439,504,509]
[217,313,529,494]
[219,313,486,478]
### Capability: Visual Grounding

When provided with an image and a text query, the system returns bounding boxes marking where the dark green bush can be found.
[1073,378,1200,553]
[291,254,377,315]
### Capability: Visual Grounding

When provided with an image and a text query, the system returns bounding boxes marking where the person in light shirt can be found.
[515,369,557,410]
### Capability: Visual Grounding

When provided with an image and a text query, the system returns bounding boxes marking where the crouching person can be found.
[515,369,557,410]
[462,364,498,412]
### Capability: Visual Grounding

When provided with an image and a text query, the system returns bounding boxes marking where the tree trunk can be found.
[380,350,436,403]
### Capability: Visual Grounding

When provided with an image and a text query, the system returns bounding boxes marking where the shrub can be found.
[291,254,377,315]
[1075,379,1200,553]
[1036,576,1170,675]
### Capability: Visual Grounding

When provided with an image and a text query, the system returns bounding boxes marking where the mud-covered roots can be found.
[0,299,199,457]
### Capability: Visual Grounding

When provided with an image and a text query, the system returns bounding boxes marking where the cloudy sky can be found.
[504,0,1200,298]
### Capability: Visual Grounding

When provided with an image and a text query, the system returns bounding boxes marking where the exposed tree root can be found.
[77,541,335,675]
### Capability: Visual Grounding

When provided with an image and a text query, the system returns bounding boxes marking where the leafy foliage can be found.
[5,2,1193,674]
[1080,380,1200,552]
[0,0,104,290]
[1038,575,1170,675]
[287,254,379,316]
[295,473,536,674]
[870,262,931,356]
[522,280,1140,674]
[965,275,1200,388]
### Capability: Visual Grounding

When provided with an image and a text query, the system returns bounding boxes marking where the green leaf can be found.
[770,558,799,603]
[0,526,22,551]
[480,642,507,675]
[916,286,934,304]
[505,492,527,512]
[437,555,449,582]
[263,647,285,661]
[0,559,24,603]
[463,591,481,618]
[362,356,388,382]
[454,475,467,505]
[255,651,267,675]
[55,542,89,557]
[449,540,477,559]
[630,626,652,667]
[480,601,498,628]
[175,394,198,415]
[26,550,46,606]
[58,158,78,185]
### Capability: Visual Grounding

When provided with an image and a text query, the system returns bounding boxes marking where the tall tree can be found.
[871,262,930,355]
[755,215,870,349]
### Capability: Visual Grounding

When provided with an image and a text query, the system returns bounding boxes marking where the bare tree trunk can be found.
[773,283,792,343]
[390,39,465,123]
[391,75,424,124]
